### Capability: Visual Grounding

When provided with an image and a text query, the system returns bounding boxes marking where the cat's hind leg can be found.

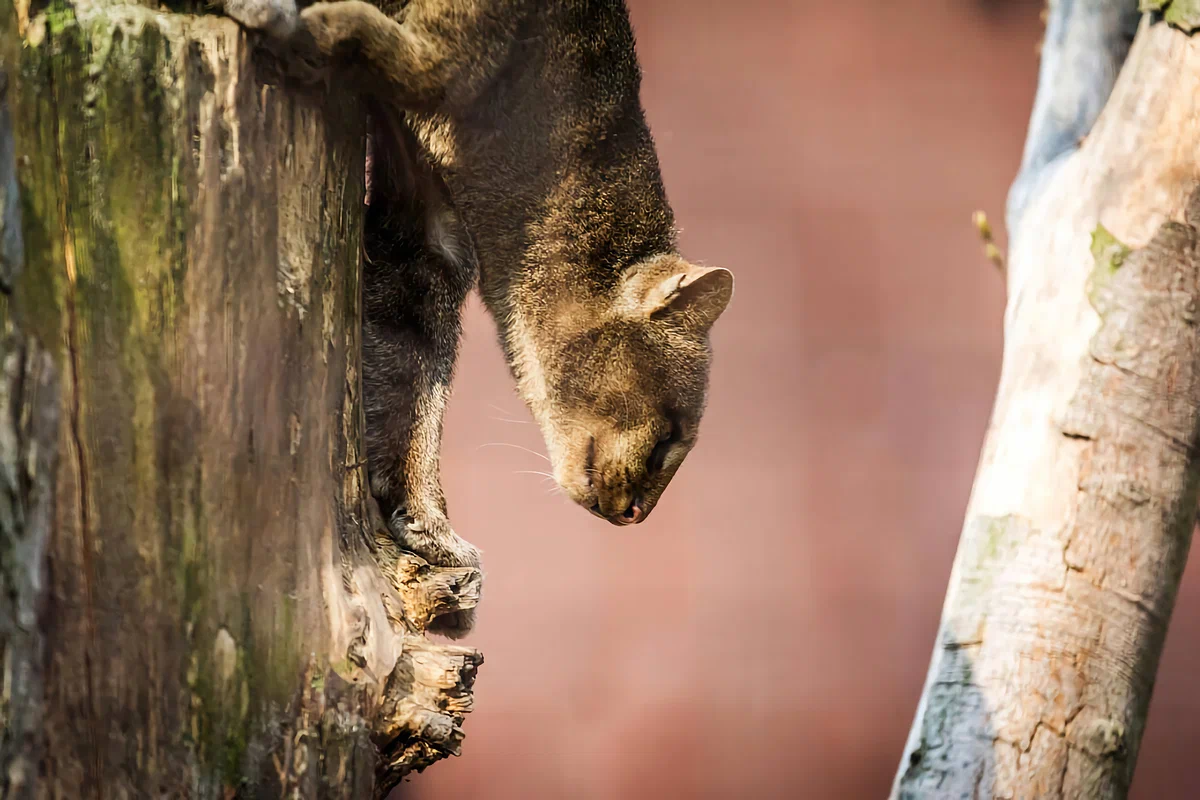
[361,114,479,637]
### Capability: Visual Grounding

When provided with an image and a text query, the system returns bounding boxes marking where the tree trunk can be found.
[0,1,481,797]
[893,4,1200,798]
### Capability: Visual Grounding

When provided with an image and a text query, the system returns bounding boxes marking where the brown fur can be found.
[224,0,734,637]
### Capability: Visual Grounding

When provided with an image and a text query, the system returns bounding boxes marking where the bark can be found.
[0,1,481,797]
[893,5,1200,799]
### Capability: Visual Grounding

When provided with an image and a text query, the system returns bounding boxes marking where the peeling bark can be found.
[0,0,481,796]
[894,9,1200,799]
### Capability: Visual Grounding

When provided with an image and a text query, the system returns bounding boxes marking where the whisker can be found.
[487,404,531,424]
[513,469,557,480]
[478,442,550,462]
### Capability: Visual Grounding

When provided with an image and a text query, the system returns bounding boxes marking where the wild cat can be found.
[223,0,735,635]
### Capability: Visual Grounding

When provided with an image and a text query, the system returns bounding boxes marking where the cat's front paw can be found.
[391,510,481,639]
[223,0,299,38]
[396,511,480,569]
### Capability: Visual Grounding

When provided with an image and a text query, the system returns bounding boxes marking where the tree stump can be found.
[0,1,482,796]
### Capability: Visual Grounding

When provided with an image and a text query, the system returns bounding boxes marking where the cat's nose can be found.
[613,499,644,526]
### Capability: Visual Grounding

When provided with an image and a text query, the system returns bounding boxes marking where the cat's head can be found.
[529,256,733,525]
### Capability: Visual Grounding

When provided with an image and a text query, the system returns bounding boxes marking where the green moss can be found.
[11,184,63,353]
[1090,224,1130,272]
[186,629,254,788]
[959,515,1033,608]
[271,593,302,699]
[1087,223,1131,315]
[9,39,66,356]
[977,515,1008,564]
[1142,0,1200,32]
[44,0,76,37]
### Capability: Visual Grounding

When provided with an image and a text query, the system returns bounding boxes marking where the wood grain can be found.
[1,2,480,795]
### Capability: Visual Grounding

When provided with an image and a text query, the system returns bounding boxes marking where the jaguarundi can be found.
[222,0,735,636]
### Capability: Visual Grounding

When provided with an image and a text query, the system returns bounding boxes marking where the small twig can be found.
[972,210,1005,272]
[1032,1,1051,56]
[1035,1,1050,56]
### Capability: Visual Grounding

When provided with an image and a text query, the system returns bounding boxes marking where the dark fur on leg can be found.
[361,107,480,637]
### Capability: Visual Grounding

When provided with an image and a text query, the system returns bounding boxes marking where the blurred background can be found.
[403,1,1200,797]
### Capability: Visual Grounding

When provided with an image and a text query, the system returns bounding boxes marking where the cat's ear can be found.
[642,263,734,329]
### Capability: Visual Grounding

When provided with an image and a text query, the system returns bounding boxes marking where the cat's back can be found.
[544,0,642,96]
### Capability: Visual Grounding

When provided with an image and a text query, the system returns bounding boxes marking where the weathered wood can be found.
[893,11,1200,799]
[0,0,481,796]
[0,332,58,796]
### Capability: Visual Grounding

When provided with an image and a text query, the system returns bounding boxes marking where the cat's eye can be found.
[647,439,671,474]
